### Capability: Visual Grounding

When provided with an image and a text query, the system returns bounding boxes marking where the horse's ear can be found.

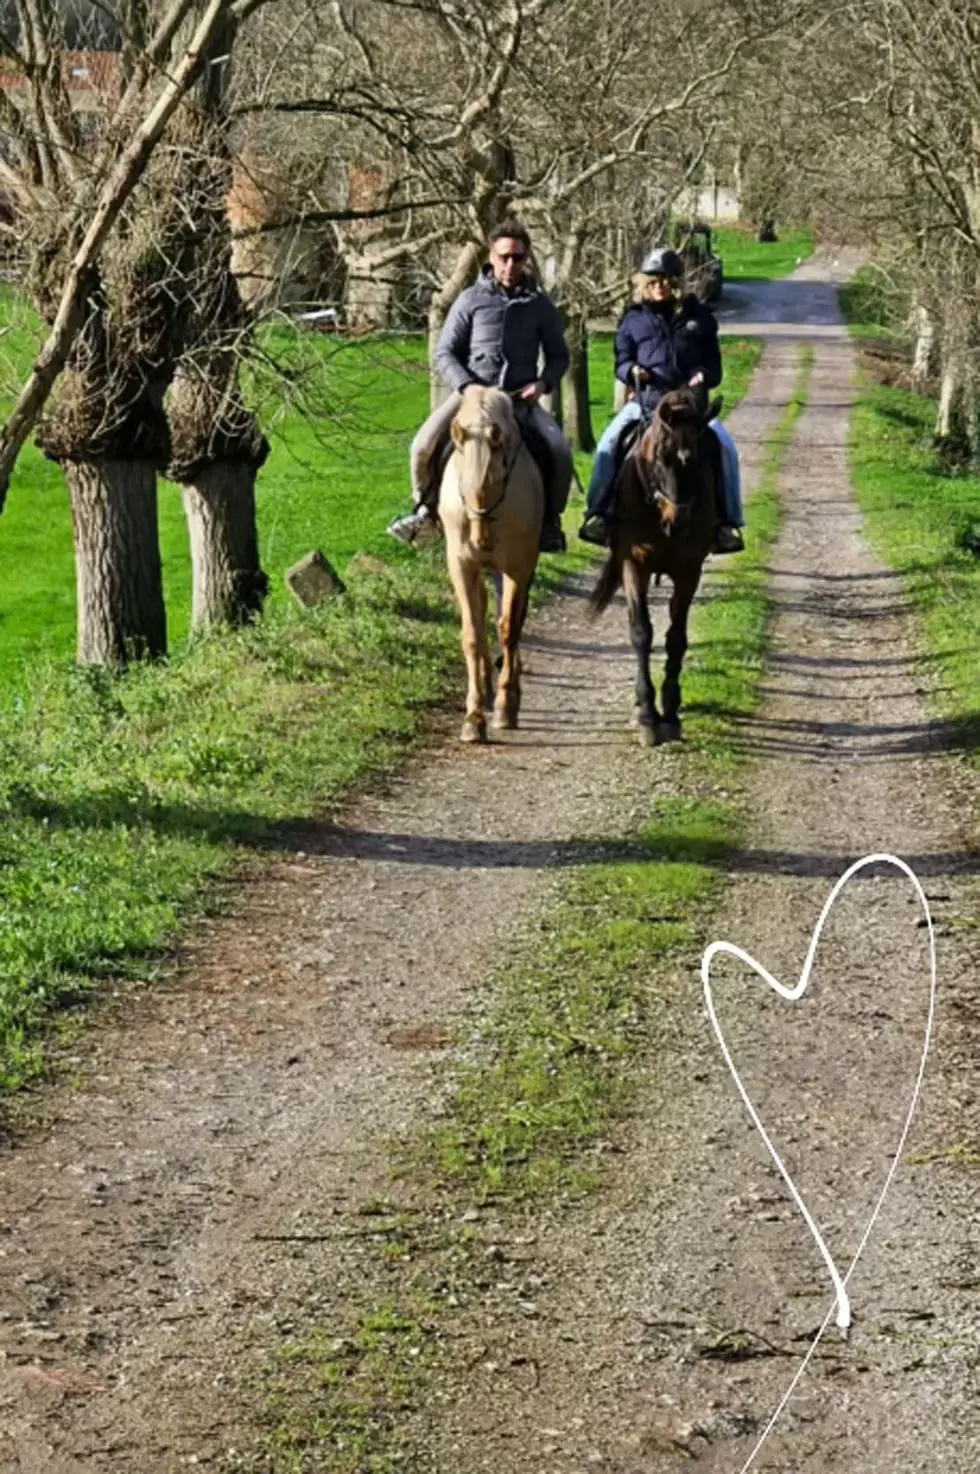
[706,396,723,423]
[450,418,466,446]
[488,421,502,446]
[656,399,677,425]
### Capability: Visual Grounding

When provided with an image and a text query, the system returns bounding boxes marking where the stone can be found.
[347,551,395,579]
[285,550,346,607]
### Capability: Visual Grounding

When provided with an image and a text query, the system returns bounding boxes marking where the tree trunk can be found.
[561,314,594,452]
[181,462,267,629]
[732,141,747,216]
[344,247,398,331]
[428,241,481,409]
[967,319,980,472]
[66,458,167,665]
[911,302,935,389]
[935,356,964,443]
[168,361,269,632]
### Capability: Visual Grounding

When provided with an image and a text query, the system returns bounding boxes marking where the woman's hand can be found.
[688,371,705,388]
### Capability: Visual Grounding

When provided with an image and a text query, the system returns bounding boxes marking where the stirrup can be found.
[578,514,609,547]
[539,520,567,554]
[387,507,433,546]
[712,525,744,555]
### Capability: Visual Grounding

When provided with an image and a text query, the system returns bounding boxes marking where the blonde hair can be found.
[632,272,682,304]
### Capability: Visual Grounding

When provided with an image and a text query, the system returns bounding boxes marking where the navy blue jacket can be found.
[613,294,721,397]
[435,266,569,396]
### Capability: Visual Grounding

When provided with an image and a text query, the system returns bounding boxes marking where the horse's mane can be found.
[646,388,703,460]
[456,385,519,440]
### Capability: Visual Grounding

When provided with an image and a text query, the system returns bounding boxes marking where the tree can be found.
[0,0,272,662]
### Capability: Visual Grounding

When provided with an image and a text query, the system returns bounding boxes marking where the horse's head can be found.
[636,388,722,536]
[450,387,519,552]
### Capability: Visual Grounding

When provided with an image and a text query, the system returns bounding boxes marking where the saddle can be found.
[613,416,646,477]
[612,405,725,484]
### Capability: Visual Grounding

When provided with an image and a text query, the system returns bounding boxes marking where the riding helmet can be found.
[640,247,684,279]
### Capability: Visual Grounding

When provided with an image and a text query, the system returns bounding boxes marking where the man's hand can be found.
[519,379,547,402]
[688,371,705,388]
[631,365,651,386]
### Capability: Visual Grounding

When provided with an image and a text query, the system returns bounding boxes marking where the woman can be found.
[579,246,744,552]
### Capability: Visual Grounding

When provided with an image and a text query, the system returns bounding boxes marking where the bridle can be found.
[632,414,701,527]
[454,416,523,526]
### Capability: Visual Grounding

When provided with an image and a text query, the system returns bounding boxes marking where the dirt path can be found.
[420,272,980,1472]
[2,261,977,1473]
[0,341,795,1470]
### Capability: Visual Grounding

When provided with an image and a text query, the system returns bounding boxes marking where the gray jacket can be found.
[434,266,570,396]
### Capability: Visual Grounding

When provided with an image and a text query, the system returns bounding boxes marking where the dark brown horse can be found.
[590,387,722,746]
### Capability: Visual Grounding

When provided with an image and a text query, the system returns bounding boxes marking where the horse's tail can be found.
[589,549,623,619]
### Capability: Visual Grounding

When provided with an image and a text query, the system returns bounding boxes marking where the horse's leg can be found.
[449,559,489,743]
[658,568,700,744]
[623,558,658,746]
[492,573,527,730]
[490,570,504,693]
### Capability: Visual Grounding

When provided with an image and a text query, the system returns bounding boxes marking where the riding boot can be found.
[711,454,744,554]
[387,488,439,546]
[539,487,567,554]
[712,487,744,554]
[539,509,567,554]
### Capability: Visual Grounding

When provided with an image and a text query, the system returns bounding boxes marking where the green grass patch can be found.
[248,1297,440,1474]
[713,224,815,281]
[0,336,760,1092]
[426,798,737,1202]
[237,347,814,1472]
[848,378,980,758]
[0,325,759,687]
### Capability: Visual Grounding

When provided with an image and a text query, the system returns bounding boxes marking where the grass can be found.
[847,380,980,758]
[237,347,815,1472]
[0,327,760,687]
[0,330,760,1093]
[839,270,980,761]
[712,224,815,281]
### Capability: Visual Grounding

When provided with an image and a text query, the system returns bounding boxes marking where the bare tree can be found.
[166,11,271,630]
[0,0,272,663]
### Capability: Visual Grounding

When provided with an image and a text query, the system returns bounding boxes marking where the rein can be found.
[632,419,680,518]
[632,409,706,525]
[455,427,522,525]
[635,449,679,516]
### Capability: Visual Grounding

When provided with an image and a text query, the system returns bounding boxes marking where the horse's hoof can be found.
[461,718,487,744]
[492,706,518,731]
[637,721,657,749]
[654,721,683,745]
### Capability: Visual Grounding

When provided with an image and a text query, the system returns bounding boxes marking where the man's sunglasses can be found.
[496,251,526,263]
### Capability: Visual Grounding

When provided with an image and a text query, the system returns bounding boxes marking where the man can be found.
[387,220,573,554]
[579,246,744,552]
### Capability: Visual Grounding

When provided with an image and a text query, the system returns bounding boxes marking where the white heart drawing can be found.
[701,853,936,1473]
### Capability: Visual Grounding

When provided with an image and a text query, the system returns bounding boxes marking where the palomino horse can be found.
[590,387,723,746]
[440,386,544,743]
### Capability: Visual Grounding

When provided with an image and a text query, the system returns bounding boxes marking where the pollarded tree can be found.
[0,0,272,664]
[165,11,271,631]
